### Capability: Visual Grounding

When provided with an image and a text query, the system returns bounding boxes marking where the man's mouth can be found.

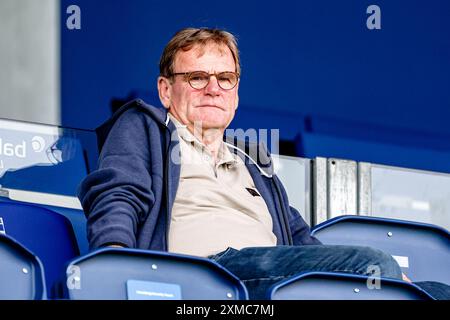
[196,105,223,110]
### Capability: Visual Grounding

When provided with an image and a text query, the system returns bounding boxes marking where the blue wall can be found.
[61,0,450,172]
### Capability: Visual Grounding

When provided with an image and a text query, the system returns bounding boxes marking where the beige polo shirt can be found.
[167,114,277,257]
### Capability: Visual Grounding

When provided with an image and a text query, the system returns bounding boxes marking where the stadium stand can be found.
[0,116,448,300]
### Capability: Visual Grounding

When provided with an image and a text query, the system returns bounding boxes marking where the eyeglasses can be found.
[170,71,240,90]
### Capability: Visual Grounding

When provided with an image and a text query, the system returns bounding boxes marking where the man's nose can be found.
[204,75,221,95]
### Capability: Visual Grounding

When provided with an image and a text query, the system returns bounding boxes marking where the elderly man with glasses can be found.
[78,27,449,300]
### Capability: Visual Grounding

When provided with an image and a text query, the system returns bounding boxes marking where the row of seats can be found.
[0,201,449,300]
[0,233,436,300]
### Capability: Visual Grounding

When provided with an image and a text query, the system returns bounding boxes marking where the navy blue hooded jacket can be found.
[77,99,320,251]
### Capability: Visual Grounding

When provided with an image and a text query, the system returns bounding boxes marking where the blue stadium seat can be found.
[63,248,248,300]
[0,234,46,300]
[311,215,450,285]
[0,202,80,297]
[0,197,89,255]
[267,272,434,300]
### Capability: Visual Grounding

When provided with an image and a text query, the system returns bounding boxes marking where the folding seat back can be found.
[63,248,248,300]
[0,202,80,296]
[0,234,46,299]
[268,272,434,300]
[311,215,450,284]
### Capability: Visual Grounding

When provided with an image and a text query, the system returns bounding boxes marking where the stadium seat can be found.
[0,196,89,256]
[311,215,450,285]
[62,248,248,300]
[0,234,46,300]
[267,272,434,300]
[0,202,80,297]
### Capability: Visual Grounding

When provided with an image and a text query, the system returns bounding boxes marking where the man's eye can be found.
[191,75,208,81]
[218,75,232,82]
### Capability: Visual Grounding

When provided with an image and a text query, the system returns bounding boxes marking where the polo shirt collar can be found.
[168,113,238,166]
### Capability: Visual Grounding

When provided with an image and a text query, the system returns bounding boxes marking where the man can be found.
[78,27,447,299]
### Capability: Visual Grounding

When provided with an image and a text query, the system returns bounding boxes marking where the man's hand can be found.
[402,273,412,283]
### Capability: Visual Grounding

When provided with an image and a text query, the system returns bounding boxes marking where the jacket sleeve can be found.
[77,109,155,249]
[288,206,322,245]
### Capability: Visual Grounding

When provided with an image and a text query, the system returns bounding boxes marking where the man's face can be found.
[158,43,239,132]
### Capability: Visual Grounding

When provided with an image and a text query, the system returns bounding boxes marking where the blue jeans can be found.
[208,245,450,300]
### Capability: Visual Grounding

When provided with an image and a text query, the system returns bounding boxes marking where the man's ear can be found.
[234,82,240,110]
[157,76,171,109]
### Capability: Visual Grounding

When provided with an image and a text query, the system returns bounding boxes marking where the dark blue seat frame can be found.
[0,201,80,297]
[0,197,89,255]
[0,234,46,300]
[63,248,248,300]
[267,271,434,300]
[311,215,450,285]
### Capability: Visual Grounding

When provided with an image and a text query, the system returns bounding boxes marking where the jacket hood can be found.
[95,99,168,152]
